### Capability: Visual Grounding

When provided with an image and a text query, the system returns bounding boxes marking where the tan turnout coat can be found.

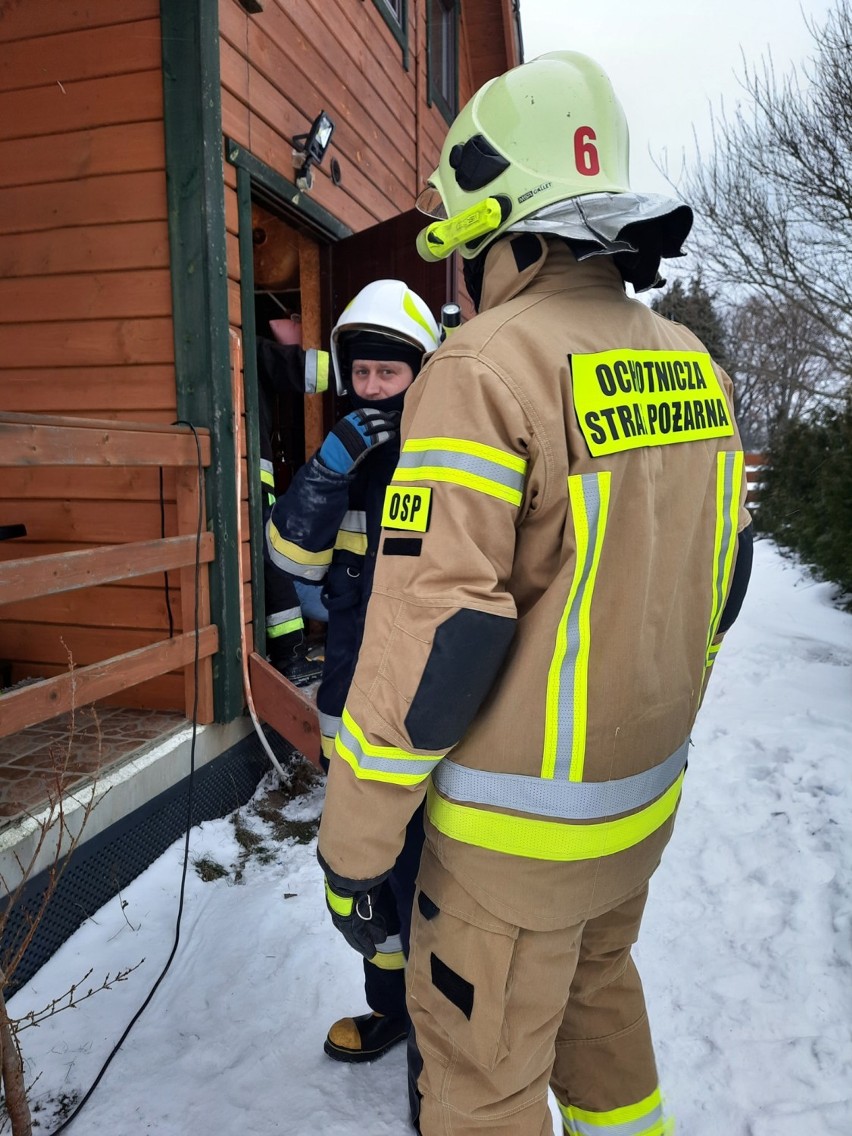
[318,236,750,930]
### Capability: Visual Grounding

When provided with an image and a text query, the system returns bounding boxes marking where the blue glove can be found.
[318,409,400,475]
[323,875,388,960]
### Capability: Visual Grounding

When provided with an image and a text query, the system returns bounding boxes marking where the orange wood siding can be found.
[0,3,183,712]
[218,0,460,233]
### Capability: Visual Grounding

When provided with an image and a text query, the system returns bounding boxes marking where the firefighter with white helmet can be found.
[317,50,753,1134]
[266,279,439,1063]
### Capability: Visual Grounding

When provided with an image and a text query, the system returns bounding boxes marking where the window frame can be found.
[372,0,409,69]
[427,0,459,124]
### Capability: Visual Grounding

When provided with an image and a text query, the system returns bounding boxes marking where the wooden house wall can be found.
[218,0,489,668]
[0,1,186,711]
[219,0,469,235]
[0,0,518,722]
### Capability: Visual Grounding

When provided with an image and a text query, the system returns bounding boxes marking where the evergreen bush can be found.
[755,400,852,602]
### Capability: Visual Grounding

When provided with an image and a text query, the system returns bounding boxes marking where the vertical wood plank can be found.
[175,465,214,724]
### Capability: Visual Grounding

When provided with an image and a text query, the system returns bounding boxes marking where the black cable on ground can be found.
[49,422,204,1135]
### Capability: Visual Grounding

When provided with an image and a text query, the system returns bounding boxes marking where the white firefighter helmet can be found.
[330,279,441,394]
[416,50,631,262]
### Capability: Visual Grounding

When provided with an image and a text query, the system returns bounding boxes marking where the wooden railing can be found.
[0,413,218,738]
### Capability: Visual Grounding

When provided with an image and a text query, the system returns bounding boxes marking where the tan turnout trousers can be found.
[408,845,662,1136]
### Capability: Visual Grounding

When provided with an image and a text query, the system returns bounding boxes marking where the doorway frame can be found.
[226,141,352,657]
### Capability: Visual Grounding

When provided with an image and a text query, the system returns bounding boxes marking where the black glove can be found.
[317,409,400,475]
[323,875,389,960]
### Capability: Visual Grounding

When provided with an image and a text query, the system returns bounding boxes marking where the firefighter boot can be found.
[323,1011,408,1063]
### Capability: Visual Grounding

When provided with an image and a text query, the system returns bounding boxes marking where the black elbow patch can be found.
[404,609,515,751]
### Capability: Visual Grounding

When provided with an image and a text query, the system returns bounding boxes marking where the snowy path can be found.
[7,539,852,1135]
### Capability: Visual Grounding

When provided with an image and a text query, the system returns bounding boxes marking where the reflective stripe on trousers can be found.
[558,1086,669,1136]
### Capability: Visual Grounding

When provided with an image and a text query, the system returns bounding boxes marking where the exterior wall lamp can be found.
[292,111,335,193]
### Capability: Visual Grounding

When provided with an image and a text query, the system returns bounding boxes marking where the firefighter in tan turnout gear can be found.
[318,51,753,1135]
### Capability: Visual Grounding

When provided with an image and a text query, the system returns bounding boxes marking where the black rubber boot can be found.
[323,1011,408,1063]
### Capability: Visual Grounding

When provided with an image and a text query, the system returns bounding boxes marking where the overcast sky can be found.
[519,0,836,198]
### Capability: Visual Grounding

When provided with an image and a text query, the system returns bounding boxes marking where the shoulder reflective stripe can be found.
[267,524,332,580]
[426,771,683,862]
[325,881,353,916]
[404,437,527,474]
[543,472,611,781]
[334,509,368,555]
[706,451,743,666]
[433,739,688,822]
[260,459,275,487]
[395,438,527,506]
[319,711,341,740]
[559,1086,666,1136]
[336,709,444,784]
[304,348,330,394]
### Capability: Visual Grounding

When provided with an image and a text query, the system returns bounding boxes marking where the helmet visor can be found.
[415,184,448,220]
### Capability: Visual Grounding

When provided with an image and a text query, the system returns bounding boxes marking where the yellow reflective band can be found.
[543,472,610,782]
[260,468,275,487]
[315,349,329,394]
[268,527,333,567]
[416,197,506,262]
[572,350,734,457]
[266,617,303,638]
[382,486,432,531]
[404,437,528,474]
[321,734,336,759]
[368,950,406,971]
[334,530,368,555]
[336,708,441,786]
[396,437,527,506]
[559,1086,668,1135]
[325,881,353,917]
[705,450,744,660]
[426,772,683,862]
[394,465,522,505]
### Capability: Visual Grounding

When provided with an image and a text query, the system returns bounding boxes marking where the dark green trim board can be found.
[235,166,266,655]
[225,140,353,242]
[161,0,243,721]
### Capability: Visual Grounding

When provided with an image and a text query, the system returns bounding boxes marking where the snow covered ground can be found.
[6,538,852,1135]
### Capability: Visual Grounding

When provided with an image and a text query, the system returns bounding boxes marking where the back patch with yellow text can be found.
[571,349,734,457]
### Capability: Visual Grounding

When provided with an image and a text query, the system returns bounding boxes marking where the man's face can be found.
[351,359,415,401]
